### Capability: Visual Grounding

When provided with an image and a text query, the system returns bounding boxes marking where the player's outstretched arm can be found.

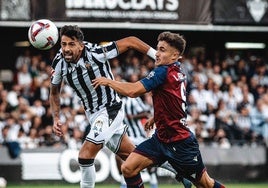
[116,36,156,60]
[92,77,146,98]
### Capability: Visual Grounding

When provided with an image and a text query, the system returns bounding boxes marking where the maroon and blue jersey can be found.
[140,62,190,143]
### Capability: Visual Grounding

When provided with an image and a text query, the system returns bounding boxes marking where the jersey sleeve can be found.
[92,41,119,62]
[140,66,167,92]
[50,53,63,85]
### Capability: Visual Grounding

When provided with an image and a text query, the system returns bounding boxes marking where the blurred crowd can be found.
[0,47,268,157]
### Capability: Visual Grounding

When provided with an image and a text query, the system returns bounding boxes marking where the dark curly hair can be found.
[60,25,84,42]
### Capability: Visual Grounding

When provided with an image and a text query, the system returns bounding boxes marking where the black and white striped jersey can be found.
[122,96,149,141]
[50,41,121,113]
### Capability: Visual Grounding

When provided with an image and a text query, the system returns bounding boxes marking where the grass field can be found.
[6,183,268,188]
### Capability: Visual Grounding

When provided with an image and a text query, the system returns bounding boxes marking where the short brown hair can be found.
[157,31,186,55]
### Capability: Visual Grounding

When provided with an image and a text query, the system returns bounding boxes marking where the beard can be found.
[64,53,75,63]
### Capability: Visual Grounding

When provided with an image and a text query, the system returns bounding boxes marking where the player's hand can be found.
[53,120,64,137]
[144,117,155,131]
[92,77,110,89]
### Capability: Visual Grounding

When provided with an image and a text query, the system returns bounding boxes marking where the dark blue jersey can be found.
[140,62,190,143]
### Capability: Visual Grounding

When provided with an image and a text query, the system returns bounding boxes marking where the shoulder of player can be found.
[51,51,64,69]
[84,41,115,50]
[153,65,169,75]
[152,63,181,79]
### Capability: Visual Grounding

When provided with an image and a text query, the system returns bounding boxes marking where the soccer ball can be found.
[28,19,59,50]
[0,177,7,188]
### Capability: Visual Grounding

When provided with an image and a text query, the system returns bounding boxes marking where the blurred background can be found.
[0,0,268,186]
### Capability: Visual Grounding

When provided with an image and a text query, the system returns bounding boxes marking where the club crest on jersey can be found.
[85,61,91,69]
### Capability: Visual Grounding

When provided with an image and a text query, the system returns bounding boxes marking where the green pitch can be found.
[6,183,268,188]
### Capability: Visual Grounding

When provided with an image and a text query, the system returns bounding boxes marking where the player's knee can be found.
[121,163,135,178]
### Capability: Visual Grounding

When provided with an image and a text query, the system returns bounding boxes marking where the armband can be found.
[146,47,156,60]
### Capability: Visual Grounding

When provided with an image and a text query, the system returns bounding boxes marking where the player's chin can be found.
[155,61,161,66]
[64,57,72,63]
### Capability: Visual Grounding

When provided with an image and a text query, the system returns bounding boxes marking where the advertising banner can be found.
[0,0,212,24]
[0,146,267,183]
[62,0,211,24]
[213,0,268,25]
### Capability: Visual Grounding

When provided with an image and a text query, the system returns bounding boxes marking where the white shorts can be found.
[84,102,128,153]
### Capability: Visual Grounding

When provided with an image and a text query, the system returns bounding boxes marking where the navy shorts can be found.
[134,132,205,182]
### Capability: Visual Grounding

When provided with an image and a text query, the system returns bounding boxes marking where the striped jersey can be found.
[122,96,149,143]
[50,41,121,114]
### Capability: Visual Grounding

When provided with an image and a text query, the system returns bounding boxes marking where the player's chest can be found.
[64,61,97,77]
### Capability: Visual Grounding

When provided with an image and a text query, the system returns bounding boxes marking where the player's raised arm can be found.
[92,77,146,98]
[115,36,156,60]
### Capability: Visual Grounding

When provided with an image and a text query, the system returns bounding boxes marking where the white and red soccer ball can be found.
[28,19,59,50]
[0,177,7,188]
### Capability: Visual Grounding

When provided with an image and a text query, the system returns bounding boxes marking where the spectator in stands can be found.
[252,63,268,86]
[15,49,31,71]
[30,99,46,117]
[189,81,210,114]
[40,125,60,147]
[233,102,252,144]
[0,88,9,121]
[249,98,267,145]
[239,84,255,107]
[2,116,21,158]
[6,84,21,110]
[214,99,236,142]
[221,83,241,113]
[110,57,123,77]
[206,79,223,112]
[32,77,51,108]
[207,63,223,87]
[213,128,231,149]
[16,63,33,99]
[233,59,249,82]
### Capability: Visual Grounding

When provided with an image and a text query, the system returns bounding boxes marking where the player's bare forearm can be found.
[49,84,61,121]
[116,37,156,60]
[49,84,64,137]
[92,77,146,98]
[128,112,150,120]
[116,37,149,53]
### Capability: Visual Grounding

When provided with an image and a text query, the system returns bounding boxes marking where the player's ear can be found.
[79,42,85,50]
[172,50,180,61]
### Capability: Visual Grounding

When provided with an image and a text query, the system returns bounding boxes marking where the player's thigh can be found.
[117,134,136,160]
[121,152,154,177]
[79,140,102,159]
[166,134,205,182]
